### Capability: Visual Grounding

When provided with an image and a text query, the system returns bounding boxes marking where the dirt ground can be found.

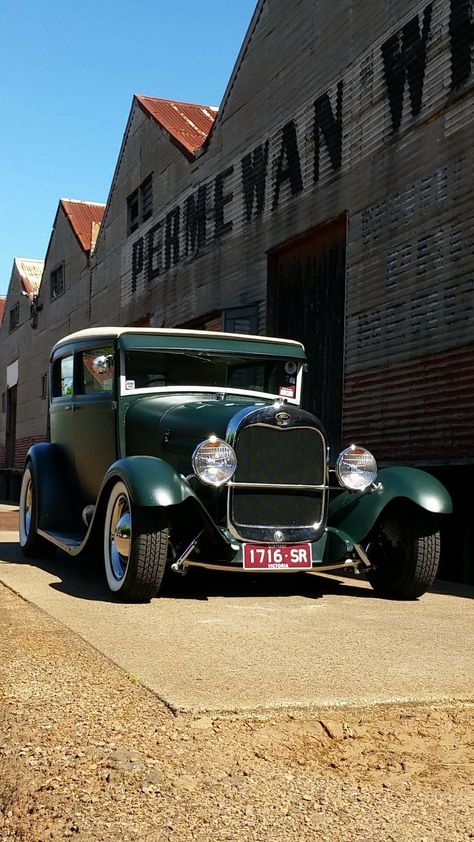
[0,583,473,841]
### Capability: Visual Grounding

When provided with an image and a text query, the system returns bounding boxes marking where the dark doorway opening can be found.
[5,385,17,467]
[267,214,347,454]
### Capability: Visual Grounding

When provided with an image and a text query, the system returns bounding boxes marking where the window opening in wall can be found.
[9,303,19,332]
[5,386,17,467]
[50,264,65,300]
[127,174,153,234]
[178,310,223,332]
[224,304,259,335]
[41,373,48,400]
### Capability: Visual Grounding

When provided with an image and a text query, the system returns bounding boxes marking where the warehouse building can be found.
[1,0,473,581]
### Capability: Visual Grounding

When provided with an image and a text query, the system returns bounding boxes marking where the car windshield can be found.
[124,350,300,398]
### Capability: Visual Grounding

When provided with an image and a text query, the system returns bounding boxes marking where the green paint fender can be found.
[26,442,80,532]
[103,456,195,507]
[328,467,452,544]
[102,456,234,558]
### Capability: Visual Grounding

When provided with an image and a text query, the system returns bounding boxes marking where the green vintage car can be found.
[19,327,452,601]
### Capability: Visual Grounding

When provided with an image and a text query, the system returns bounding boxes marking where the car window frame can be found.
[76,344,116,401]
[50,352,75,401]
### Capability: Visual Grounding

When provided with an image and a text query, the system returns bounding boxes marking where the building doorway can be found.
[267,214,347,454]
[5,385,17,467]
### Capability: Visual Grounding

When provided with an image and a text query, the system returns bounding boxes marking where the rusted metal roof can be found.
[135,95,217,157]
[60,199,105,252]
[14,258,44,295]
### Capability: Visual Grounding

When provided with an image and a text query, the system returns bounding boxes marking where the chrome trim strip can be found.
[185,561,318,573]
[119,383,299,404]
[184,559,358,574]
[228,481,327,491]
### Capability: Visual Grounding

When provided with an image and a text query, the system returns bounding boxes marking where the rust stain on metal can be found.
[344,345,474,463]
[135,95,217,157]
[60,200,106,253]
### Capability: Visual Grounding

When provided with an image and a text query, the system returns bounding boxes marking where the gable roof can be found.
[60,199,105,252]
[136,95,217,157]
[14,257,44,295]
[203,0,266,150]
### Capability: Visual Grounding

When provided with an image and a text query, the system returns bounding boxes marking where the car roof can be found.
[51,326,305,354]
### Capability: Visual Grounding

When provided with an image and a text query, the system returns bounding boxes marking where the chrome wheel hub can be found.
[24,478,32,537]
[109,494,131,581]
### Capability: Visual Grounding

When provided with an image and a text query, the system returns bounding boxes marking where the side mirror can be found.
[92,354,114,375]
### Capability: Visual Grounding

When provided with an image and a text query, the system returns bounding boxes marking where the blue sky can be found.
[0,0,256,294]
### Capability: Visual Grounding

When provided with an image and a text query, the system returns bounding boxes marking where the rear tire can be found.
[366,516,440,600]
[103,481,169,602]
[19,463,53,558]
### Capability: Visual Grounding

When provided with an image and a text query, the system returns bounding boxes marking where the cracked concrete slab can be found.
[0,531,472,714]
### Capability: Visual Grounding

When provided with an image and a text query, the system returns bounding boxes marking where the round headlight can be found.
[192,437,237,487]
[336,445,377,491]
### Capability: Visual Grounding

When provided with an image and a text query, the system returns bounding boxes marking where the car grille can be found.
[229,421,326,542]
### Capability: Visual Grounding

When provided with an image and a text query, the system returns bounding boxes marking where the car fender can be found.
[25,442,79,532]
[100,456,234,558]
[102,456,196,508]
[328,466,452,544]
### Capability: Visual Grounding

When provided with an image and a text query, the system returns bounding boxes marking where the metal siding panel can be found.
[112,0,474,464]
[343,346,474,463]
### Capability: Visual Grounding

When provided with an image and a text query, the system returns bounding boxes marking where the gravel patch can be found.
[0,583,472,841]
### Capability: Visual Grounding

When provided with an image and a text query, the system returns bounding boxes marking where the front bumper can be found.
[175,525,371,575]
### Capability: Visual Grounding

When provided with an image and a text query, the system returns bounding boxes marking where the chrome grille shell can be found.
[226,404,328,544]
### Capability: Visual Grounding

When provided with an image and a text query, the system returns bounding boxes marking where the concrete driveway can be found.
[0,528,472,714]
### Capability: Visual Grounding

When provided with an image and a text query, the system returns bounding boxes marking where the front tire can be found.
[366,516,440,600]
[103,481,169,602]
[19,463,53,558]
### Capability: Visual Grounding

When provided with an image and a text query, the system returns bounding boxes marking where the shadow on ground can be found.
[0,539,377,604]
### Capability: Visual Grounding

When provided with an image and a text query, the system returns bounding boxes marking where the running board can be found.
[37,529,86,555]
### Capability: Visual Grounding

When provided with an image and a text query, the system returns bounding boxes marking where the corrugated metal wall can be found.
[344,0,474,462]
[114,0,473,465]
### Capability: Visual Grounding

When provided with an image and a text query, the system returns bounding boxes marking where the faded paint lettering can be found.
[215,166,234,238]
[241,141,269,222]
[125,0,473,296]
[450,0,474,88]
[184,186,207,256]
[272,121,304,209]
[313,81,344,181]
[382,4,433,131]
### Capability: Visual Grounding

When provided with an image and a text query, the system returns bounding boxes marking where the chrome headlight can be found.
[192,436,237,487]
[336,445,377,491]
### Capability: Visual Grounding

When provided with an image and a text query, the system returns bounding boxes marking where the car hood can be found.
[125,392,272,473]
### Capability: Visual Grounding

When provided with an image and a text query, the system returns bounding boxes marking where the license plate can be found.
[243,543,312,570]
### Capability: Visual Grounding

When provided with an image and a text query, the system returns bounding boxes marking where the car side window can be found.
[51,355,74,398]
[81,346,115,394]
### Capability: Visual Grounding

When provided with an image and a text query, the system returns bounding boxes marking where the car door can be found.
[49,350,77,481]
[72,343,118,503]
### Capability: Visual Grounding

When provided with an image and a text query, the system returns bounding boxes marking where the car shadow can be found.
[3,540,471,602]
[0,539,374,604]
[430,579,474,600]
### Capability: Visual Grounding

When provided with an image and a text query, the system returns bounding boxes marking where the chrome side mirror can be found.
[92,354,114,374]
